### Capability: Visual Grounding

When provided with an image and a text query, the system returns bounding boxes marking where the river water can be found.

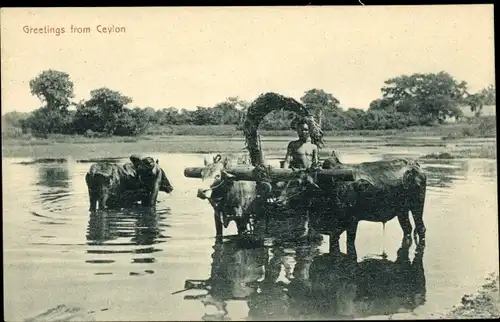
[2,148,499,321]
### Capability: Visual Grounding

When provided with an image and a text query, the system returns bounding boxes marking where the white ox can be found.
[196,154,258,237]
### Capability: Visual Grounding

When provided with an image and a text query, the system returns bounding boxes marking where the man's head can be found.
[293,118,311,141]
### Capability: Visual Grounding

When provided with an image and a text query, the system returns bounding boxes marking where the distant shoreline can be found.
[2,132,496,160]
[2,118,496,159]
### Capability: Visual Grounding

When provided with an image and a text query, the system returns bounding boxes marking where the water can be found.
[2,149,499,321]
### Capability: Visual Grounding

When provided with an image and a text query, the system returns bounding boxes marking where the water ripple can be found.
[3,154,499,321]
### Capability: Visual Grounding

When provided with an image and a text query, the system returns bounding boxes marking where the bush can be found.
[84,129,111,138]
[116,109,148,136]
[475,116,496,137]
[20,107,73,137]
[2,126,24,138]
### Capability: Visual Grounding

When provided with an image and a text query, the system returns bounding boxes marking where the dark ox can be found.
[85,155,173,211]
[275,152,427,259]
[196,154,258,237]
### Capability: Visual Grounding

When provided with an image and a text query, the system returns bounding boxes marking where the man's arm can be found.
[283,142,293,169]
[312,144,319,169]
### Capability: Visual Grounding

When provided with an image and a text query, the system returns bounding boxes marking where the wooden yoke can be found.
[184,165,355,182]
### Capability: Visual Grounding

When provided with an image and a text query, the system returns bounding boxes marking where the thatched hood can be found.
[242,92,324,166]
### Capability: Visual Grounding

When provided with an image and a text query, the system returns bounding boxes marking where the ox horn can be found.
[221,170,235,180]
[306,175,321,190]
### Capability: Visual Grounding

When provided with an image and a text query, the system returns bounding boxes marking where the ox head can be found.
[131,155,157,174]
[274,171,322,208]
[130,155,174,193]
[322,150,342,169]
[197,154,233,200]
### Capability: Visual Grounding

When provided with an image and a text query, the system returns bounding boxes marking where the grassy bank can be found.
[2,134,496,160]
[421,143,497,160]
[2,120,496,159]
[447,273,500,319]
[128,117,497,138]
[3,116,496,141]
[358,273,500,320]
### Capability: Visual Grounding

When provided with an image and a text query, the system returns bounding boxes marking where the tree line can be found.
[2,69,496,138]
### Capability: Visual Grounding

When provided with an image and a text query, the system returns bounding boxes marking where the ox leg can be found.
[346,221,359,260]
[411,196,426,246]
[329,228,343,257]
[214,211,223,238]
[397,211,413,247]
[234,206,248,236]
[140,190,158,207]
[99,194,109,210]
[88,189,98,211]
[148,189,159,207]
[235,218,247,236]
[247,215,255,233]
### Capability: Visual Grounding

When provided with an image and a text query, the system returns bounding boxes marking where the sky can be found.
[0,5,495,115]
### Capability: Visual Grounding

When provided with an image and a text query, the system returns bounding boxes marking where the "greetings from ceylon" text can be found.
[22,24,126,36]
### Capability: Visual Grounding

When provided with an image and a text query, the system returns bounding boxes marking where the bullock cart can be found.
[185,93,427,259]
[184,92,355,238]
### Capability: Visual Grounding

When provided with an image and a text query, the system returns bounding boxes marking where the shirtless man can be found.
[283,119,319,169]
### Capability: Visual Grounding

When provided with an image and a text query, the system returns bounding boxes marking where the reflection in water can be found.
[35,164,72,212]
[246,239,322,320]
[183,237,426,320]
[37,165,70,188]
[182,237,268,320]
[306,242,426,318]
[86,207,169,268]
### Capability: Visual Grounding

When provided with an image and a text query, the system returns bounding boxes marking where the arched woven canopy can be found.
[242,92,324,166]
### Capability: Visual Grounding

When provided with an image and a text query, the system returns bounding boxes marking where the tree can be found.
[141,107,157,124]
[156,107,181,125]
[85,88,132,116]
[193,106,219,125]
[466,85,496,117]
[178,108,195,124]
[381,71,468,124]
[114,109,148,136]
[226,96,250,110]
[226,96,250,127]
[368,98,396,112]
[212,97,247,125]
[2,111,29,129]
[21,107,73,137]
[342,108,366,130]
[73,88,133,134]
[480,84,496,105]
[29,70,75,112]
[464,93,485,117]
[300,89,341,126]
[72,101,103,134]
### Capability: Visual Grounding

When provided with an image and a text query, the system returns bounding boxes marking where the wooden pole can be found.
[184,165,355,182]
[184,167,204,178]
